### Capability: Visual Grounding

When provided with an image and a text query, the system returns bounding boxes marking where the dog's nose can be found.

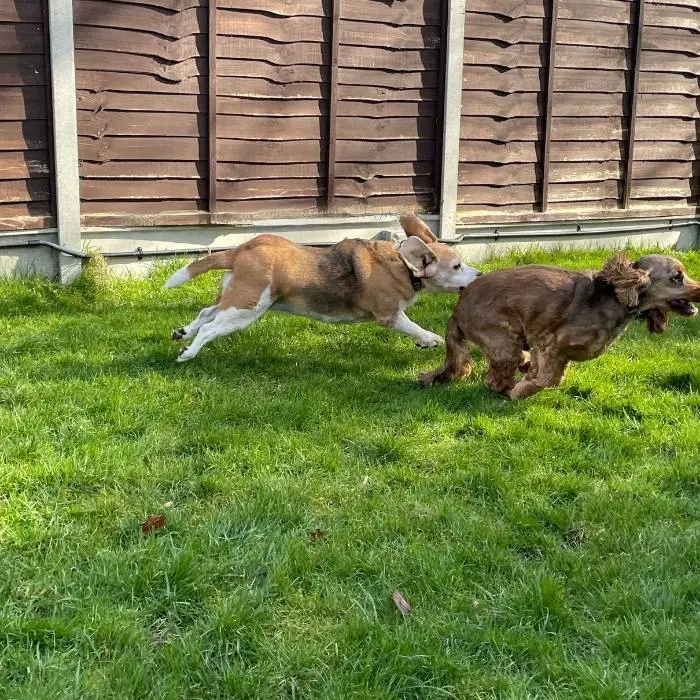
[476,270,483,276]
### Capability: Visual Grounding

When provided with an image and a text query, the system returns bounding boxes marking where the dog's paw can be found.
[176,346,193,362]
[417,371,436,388]
[171,328,187,341]
[415,333,444,349]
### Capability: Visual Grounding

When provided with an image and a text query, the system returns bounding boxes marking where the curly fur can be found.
[599,255,650,307]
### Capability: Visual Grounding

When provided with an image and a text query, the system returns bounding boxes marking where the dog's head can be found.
[398,215,481,293]
[600,254,700,332]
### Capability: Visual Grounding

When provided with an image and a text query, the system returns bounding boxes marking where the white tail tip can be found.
[164,265,191,288]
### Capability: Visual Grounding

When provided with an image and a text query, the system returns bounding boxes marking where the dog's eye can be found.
[672,271,684,284]
[453,263,461,271]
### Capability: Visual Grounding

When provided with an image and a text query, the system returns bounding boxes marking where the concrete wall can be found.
[0,216,698,280]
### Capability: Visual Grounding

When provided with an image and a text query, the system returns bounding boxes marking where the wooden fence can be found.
[1,0,698,237]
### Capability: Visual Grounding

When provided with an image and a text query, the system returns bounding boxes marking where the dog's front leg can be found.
[385,311,444,348]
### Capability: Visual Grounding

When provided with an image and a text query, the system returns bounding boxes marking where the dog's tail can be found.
[164,250,237,288]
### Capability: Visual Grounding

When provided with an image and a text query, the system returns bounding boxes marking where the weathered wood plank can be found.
[79,111,205,138]
[1,86,48,120]
[218,179,324,200]
[0,56,46,86]
[458,181,622,206]
[336,140,435,162]
[464,40,630,71]
[336,116,435,140]
[218,162,325,180]
[219,140,325,163]
[339,21,440,49]
[217,37,327,65]
[0,150,50,180]
[459,161,625,186]
[78,91,206,113]
[338,101,437,118]
[218,115,325,140]
[80,199,205,214]
[466,0,634,23]
[80,160,204,179]
[0,151,50,180]
[218,59,328,83]
[75,51,205,82]
[0,121,48,151]
[0,178,50,203]
[217,77,327,99]
[339,69,438,89]
[79,136,207,162]
[339,86,437,101]
[77,71,205,94]
[335,176,434,198]
[0,1,43,22]
[74,2,206,39]
[217,12,326,42]
[631,179,700,198]
[459,140,624,163]
[74,27,204,61]
[463,66,630,93]
[217,97,327,116]
[464,16,632,49]
[335,161,434,179]
[80,178,205,200]
[0,24,44,54]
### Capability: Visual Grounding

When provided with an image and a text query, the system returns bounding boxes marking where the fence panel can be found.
[0,0,53,231]
[213,0,330,217]
[74,0,208,226]
[331,0,445,214]
[458,0,700,223]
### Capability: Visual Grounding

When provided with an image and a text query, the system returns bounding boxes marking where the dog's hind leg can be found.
[484,354,522,396]
[172,304,219,341]
[177,285,274,362]
[508,350,568,400]
[172,272,234,341]
[418,316,473,386]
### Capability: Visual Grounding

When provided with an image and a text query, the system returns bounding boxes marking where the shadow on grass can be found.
[6,318,513,426]
[651,372,700,395]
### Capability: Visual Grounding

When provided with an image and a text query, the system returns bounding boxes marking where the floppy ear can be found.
[600,254,650,307]
[643,307,669,334]
[399,236,437,277]
[399,215,438,243]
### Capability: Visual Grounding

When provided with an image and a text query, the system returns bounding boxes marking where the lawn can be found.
[0,247,699,700]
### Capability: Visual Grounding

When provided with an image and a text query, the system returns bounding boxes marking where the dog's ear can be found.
[399,236,437,277]
[399,215,438,243]
[600,254,650,307]
[644,307,669,334]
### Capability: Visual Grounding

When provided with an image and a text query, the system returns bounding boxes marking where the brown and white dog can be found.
[164,215,481,362]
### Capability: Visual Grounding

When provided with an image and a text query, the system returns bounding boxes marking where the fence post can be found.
[47,0,82,283]
[439,0,466,239]
[208,0,218,220]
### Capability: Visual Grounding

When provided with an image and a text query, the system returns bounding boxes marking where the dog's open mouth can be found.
[669,299,698,316]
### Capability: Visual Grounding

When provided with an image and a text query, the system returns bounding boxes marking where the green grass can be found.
[0,247,699,699]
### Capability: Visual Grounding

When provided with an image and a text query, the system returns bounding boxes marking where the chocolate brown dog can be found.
[419,254,700,400]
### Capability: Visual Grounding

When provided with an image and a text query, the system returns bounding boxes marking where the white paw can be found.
[176,347,194,362]
[415,333,444,349]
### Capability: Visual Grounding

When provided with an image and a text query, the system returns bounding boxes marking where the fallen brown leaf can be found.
[309,529,326,544]
[392,591,412,615]
[142,515,166,534]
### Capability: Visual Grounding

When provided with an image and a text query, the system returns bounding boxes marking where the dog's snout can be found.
[476,270,483,277]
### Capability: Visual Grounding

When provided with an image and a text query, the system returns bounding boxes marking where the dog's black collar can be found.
[408,269,423,292]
